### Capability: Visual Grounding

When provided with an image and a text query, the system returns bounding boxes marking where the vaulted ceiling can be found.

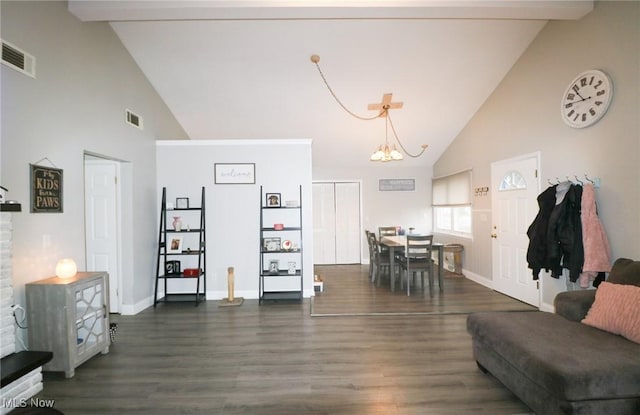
[69,1,593,168]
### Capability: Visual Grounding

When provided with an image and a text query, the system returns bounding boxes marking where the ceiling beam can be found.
[69,1,594,22]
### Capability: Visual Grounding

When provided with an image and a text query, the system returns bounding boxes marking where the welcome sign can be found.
[30,164,63,213]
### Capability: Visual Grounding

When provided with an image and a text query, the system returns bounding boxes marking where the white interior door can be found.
[335,182,361,264]
[313,183,336,264]
[85,160,120,313]
[491,154,540,307]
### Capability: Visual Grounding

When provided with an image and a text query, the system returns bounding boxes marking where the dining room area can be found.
[310,226,536,317]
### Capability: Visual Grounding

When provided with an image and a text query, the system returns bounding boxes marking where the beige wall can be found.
[434,1,640,307]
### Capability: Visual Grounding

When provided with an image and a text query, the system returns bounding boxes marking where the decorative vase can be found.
[172,216,182,231]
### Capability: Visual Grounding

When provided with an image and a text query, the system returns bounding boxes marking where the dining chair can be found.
[397,234,435,296]
[377,226,397,257]
[368,232,391,286]
[378,226,397,238]
[365,230,374,282]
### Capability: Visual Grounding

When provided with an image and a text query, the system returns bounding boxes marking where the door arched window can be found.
[499,170,527,191]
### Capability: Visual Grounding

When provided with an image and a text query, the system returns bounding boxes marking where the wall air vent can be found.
[1,39,35,78]
[125,109,143,130]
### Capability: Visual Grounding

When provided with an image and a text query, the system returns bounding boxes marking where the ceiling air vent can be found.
[1,39,35,78]
[125,109,143,130]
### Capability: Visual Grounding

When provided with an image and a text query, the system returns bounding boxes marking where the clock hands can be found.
[573,88,592,103]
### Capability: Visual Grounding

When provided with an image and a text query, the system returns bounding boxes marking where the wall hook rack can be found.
[546,173,601,188]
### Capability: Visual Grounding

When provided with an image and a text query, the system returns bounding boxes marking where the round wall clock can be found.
[561,69,613,128]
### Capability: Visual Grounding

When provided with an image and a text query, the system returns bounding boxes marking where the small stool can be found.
[313,275,324,292]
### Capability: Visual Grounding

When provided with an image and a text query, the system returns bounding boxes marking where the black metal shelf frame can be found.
[154,187,206,306]
[259,185,303,304]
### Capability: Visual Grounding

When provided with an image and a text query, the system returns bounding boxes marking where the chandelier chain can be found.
[312,61,382,121]
[387,112,428,158]
[310,54,428,161]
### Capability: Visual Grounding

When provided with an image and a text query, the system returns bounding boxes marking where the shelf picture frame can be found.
[165,260,181,275]
[175,197,189,209]
[167,236,184,253]
[269,259,280,275]
[214,163,256,184]
[263,237,281,252]
[265,193,281,208]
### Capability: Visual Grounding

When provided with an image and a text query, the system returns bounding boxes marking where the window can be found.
[499,170,527,191]
[434,206,472,234]
[432,170,472,237]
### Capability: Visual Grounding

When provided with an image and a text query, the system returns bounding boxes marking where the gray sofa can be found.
[467,258,640,415]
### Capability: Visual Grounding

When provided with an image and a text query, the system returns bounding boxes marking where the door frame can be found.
[490,151,542,307]
[84,153,124,313]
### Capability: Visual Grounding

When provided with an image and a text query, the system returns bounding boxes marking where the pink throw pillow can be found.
[582,282,640,344]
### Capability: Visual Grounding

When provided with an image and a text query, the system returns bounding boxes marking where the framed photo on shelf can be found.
[263,237,281,252]
[265,193,281,208]
[175,197,189,209]
[167,236,184,253]
[288,261,297,275]
[269,259,280,274]
[165,260,181,275]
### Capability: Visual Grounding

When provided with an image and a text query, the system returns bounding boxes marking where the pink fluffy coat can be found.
[580,183,611,287]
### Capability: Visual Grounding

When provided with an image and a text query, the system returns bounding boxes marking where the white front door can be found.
[491,153,540,307]
[84,160,120,312]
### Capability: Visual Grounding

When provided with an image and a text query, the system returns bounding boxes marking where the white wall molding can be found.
[157,139,312,147]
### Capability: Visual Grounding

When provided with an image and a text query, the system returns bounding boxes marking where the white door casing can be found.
[84,160,120,312]
[491,153,541,307]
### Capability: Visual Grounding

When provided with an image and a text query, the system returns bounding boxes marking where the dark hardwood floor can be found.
[311,265,536,316]
[36,265,533,415]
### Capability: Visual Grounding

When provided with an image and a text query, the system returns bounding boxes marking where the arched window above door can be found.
[499,170,527,191]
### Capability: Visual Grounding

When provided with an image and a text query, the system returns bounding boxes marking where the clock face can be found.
[561,70,613,128]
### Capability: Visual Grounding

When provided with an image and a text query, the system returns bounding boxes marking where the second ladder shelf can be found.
[259,185,303,303]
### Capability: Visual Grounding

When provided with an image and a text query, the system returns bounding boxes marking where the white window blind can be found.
[432,169,472,206]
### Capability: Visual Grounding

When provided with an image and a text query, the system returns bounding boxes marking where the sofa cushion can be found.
[467,311,640,402]
[607,258,640,286]
[555,290,596,321]
[582,282,640,344]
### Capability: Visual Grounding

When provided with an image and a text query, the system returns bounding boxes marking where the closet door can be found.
[313,183,336,264]
[312,182,361,265]
[335,182,361,264]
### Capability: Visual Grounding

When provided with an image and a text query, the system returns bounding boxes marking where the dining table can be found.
[380,235,445,293]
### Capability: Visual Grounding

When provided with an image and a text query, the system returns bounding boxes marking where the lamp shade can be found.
[56,258,77,279]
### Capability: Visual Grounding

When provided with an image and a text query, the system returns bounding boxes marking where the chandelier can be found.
[310,54,428,162]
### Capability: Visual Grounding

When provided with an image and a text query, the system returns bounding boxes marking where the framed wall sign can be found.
[379,178,415,192]
[30,164,63,213]
[214,163,256,184]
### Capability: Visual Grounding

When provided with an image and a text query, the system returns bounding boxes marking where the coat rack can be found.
[546,173,600,188]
